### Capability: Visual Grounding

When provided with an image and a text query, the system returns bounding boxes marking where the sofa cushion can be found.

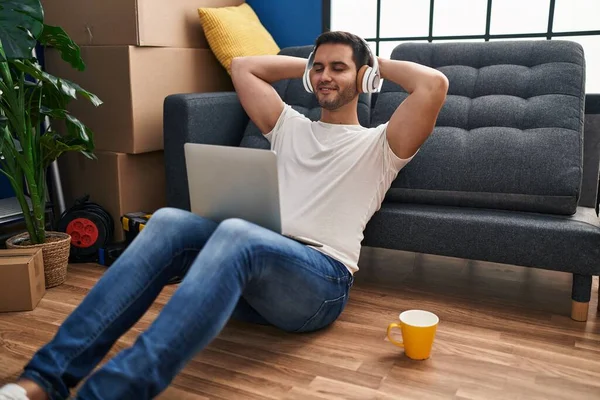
[363,203,600,276]
[372,40,585,215]
[239,45,371,150]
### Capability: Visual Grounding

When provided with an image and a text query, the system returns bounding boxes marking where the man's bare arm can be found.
[231,55,307,135]
[379,58,449,159]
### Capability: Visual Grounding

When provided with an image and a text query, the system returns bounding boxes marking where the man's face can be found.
[310,43,358,110]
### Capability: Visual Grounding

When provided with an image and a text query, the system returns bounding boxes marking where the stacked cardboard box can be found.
[43,0,241,241]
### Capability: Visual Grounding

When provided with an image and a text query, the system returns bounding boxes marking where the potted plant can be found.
[0,0,102,287]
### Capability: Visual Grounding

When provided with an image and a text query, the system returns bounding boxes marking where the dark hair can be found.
[314,31,371,70]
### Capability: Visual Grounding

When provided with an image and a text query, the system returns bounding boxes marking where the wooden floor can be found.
[1,247,600,399]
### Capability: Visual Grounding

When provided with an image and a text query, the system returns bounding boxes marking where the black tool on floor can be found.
[121,212,152,244]
[98,242,128,267]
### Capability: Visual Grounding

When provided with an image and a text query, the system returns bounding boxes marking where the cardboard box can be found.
[58,150,167,242]
[42,0,245,48]
[0,249,45,312]
[45,46,233,154]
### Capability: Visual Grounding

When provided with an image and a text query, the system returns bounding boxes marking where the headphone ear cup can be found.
[303,68,313,93]
[303,51,315,93]
[357,65,370,94]
[371,74,381,92]
[365,66,374,93]
[366,66,378,93]
[363,65,380,93]
[363,39,381,93]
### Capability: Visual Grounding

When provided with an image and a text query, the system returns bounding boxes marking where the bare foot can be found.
[15,380,48,400]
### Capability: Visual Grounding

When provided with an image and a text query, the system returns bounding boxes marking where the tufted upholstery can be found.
[239,46,371,150]
[372,40,586,215]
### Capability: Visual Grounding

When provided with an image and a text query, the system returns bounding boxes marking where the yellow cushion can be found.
[198,3,280,75]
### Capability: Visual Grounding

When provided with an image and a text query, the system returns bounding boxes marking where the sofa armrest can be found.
[163,92,249,210]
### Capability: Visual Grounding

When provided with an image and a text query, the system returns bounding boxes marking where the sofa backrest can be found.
[372,40,586,215]
[239,45,371,149]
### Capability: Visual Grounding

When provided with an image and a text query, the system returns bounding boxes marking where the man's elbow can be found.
[424,73,449,105]
[231,56,249,77]
[430,73,449,96]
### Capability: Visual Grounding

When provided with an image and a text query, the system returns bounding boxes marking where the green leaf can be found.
[39,105,64,119]
[38,24,85,71]
[65,113,93,144]
[38,108,94,167]
[0,123,23,170]
[11,59,102,106]
[10,59,62,93]
[35,78,66,114]
[40,132,75,167]
[39,106,94,146]
[0,124,5,156]
[40,128,94,168]
[60,77,102,106]
[0,0,44,60]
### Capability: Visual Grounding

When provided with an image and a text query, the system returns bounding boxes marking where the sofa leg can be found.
[571,274,592,322]
[572,300,589,322]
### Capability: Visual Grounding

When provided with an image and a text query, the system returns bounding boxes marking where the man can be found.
[0,31,448,400]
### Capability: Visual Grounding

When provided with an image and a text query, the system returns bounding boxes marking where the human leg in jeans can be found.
[6,207,352,400]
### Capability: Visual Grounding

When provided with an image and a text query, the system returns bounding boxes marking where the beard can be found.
[316,84,357,111]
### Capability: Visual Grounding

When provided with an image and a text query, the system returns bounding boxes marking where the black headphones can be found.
[303,37,381,94]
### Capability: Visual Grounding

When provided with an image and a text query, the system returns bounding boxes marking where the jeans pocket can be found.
[294,294,347,333]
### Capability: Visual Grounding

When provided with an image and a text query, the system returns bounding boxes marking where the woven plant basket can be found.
[6,231,71,288]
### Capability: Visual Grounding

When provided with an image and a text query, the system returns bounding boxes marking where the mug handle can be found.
[387,323,404,348]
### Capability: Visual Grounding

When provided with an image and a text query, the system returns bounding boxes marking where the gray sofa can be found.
[164,40,600,321]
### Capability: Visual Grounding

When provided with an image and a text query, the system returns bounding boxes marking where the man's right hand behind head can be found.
[231,55,307,135]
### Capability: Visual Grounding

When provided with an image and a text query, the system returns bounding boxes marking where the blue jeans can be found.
[20,207,353,399]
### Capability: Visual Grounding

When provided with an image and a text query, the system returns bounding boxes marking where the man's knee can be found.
[216,218,253,237]
[215,218,266,246]
[146,207,191,229]
[218,217,252,230]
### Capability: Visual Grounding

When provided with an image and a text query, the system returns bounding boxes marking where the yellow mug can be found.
[387,310,439,360]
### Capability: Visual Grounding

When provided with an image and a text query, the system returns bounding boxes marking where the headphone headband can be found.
[359,37,378,70]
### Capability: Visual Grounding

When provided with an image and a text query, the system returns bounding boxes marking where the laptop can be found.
[183,143,322,247]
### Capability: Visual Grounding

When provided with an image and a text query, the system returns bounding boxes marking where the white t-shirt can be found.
[264,105,416,274]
